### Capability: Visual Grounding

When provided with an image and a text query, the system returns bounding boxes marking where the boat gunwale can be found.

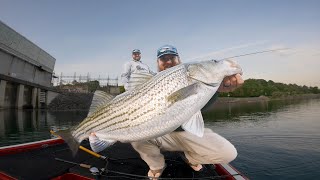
[0,138,64,156]
[216,164,249,180]
[0,171,17,180]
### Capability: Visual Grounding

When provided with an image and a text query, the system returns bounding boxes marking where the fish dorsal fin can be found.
[88,90,114,116]
[89,134,116,152]
[127,72,154,90]
[167,82,200,104]
[181,111,204,137]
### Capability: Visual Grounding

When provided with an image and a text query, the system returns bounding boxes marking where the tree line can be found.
[219,79,320,97]
[59,79,319,98]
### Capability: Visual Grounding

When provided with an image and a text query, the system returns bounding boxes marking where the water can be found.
[1,98,320,179]
[0,110,87,146]
[203,98,320,179]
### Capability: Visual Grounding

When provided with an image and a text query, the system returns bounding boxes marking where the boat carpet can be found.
[0,141,219,179]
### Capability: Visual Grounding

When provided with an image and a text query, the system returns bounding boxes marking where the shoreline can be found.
[2,93,319,111]
[215,93,320,104]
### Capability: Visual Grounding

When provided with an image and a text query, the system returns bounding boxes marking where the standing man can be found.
[121,49,154,90]
[131,45,244,179]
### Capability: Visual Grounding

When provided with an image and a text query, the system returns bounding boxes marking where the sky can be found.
[1,0,319,87]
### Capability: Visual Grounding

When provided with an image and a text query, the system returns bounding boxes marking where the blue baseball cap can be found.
[157,45,179,58]
[132,49,141,54]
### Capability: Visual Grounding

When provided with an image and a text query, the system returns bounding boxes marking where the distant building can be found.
[0,20,58,108]
[59,84,89,93]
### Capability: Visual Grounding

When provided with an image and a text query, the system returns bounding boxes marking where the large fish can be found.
[55,59,242,155]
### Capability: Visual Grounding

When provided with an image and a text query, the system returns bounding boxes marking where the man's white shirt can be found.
[121,60,154,90]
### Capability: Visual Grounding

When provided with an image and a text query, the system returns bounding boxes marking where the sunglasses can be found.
[159,55,178,62]
[158,47,177,53]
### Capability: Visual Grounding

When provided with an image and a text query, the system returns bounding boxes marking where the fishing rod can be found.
[55,157,242,180]
[52,135,245,179]
[217,48,291,61]
[55,158,92,169]
[55,157,103,177]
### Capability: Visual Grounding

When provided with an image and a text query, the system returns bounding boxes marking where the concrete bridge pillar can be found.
[32,87,38,108]
[16,84,24,109]
[37,88,41,108]
[17,110,24,132]
[46,91,59,106]
[32,110,37,130]
[0,110,5,136]
[0,80,7,108]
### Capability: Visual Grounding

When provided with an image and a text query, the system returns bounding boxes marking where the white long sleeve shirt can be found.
[121,60,154,90]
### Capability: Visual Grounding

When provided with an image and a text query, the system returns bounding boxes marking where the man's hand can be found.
[218,74,244,93]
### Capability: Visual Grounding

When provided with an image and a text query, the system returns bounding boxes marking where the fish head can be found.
[187,59,242,85]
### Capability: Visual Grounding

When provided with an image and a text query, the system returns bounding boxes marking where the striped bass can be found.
[55,59,242,155]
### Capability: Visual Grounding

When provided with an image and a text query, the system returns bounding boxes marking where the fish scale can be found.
[112,82,190,140]
[56,59,243,154]
[72,65,189,142]
[114,67,188,132]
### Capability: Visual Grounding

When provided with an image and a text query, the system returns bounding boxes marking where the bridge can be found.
[0,21,58,109]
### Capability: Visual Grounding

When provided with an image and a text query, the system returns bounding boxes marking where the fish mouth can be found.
[189,77,219,87]
[202,82,219,87]
[226,59,243,75]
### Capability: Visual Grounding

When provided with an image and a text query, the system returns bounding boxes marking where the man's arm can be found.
[120,62,132,90]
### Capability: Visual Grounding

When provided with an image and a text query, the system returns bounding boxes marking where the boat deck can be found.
[0,140,240,179]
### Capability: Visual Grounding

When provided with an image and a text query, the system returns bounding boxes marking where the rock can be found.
[48,92,93,110]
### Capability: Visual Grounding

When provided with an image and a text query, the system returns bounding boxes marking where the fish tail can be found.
[55,129,80,156]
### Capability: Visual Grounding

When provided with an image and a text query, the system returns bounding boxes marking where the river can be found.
[0,98,319,179]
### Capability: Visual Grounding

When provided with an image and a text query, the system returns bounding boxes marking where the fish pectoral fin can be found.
[181,111,204,137]
[167,82,200,104]
[89,134,116,152]
[127,72,154,90]
[88,90,115,116]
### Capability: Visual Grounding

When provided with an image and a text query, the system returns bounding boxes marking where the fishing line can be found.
[217,48,291,61]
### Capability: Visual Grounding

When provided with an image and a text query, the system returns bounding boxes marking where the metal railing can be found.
[52,72,119,87]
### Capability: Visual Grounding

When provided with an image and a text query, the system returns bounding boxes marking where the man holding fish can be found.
[55,44,243,179]
[129,45,244,179]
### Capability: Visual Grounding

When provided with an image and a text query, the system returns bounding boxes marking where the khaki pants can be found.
[131,128,237,170]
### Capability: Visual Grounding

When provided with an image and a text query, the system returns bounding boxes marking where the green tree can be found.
[87,81,100,92]
[219,79,319,97]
